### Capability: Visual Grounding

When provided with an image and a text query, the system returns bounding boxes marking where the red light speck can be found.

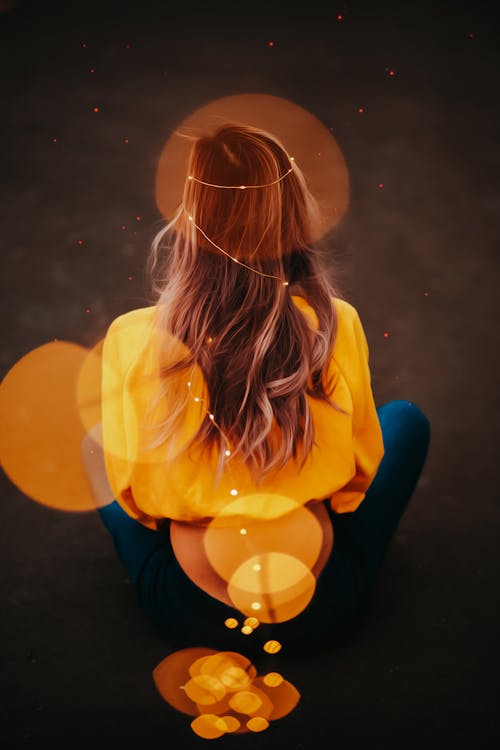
[77,239,84,246]
[268,40,275,47]
[383,331,390,338]
[121,225,127,231]
[128,275,133,281]
[136,215,142,221]
[123,137,129,144]
[85,308,91,314]
[424,291,429,297]
[337,14,344,20]
[93,106,99,112]
[358,107,364,114]
[89,68,95,74]
[52,137,58,142]
[468,32,475,39]
[82,42,87,48]
[388,69,395,76]
[378,183,384,189]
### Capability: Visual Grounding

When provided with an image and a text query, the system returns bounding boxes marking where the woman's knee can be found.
[377,399,430,446]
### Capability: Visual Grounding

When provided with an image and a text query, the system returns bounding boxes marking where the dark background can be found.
[1,0,499,747]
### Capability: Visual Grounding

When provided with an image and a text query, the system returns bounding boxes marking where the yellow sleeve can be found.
[100,317,158,529]
[330,308,385,513]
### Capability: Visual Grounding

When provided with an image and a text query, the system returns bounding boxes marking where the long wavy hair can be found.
[144,122,350,487]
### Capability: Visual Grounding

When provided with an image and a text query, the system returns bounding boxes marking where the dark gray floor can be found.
[2,0,499,747]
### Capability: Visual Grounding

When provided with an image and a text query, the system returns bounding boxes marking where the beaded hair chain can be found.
[180,154,298,494]
[184,156,296,286]
[187,157,294,189]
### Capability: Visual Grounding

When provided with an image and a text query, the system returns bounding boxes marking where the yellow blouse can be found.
[101,295,384,529]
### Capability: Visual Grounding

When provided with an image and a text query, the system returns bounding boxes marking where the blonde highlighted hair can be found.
[145,123,350,486]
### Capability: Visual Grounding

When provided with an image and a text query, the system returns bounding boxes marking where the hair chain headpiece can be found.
[184,210,289,285]
[187,157,295,189]
[183,156,296,285]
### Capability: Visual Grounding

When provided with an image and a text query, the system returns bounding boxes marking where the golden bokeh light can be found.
[227,552,316,622]
[228,690,263,715]
[218,666,252,692]
[246,716,270,733]
[188,654,213,678]
[253,676,301,720]
[153,647,217,716]
[190,714,225,740]
[154,647,300,738]
[198,651,256,686]
[204,494,323,583]
[98,312,211,473]
[215,715,240,733]
[167,478,330,616]
[0,341,106,512]
[227,684,274,720]
[263,640,282,654]
[194,695,231,719]
[155,93,350,244]
[243,617,260,629]
[75,336,104,433]
[183,674,226,705]
[263,672,284,688]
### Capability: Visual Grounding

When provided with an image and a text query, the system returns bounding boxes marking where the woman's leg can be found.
[97,501,174,587]
[80,425,202,638]
[95,399,430,649]
[97,502,246,649]
[336,399,431,611]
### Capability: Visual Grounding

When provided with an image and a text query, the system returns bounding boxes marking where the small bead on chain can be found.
[186,368,238,496]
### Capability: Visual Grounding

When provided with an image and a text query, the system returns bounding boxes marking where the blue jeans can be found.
[98,399,430,654]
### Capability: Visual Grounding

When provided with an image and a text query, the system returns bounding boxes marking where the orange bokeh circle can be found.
[155,93,350,242]
[0,341,104,512]
[204,494,323,583]
[227,552,316,623]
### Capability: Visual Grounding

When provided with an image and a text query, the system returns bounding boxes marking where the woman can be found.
[82,123,430,654]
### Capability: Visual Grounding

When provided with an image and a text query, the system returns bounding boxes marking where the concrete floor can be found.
[1,0,499,747]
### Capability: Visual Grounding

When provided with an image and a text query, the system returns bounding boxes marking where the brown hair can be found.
[145,123,350,486]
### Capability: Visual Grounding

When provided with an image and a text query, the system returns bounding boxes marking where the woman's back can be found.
[101,294,384,527]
